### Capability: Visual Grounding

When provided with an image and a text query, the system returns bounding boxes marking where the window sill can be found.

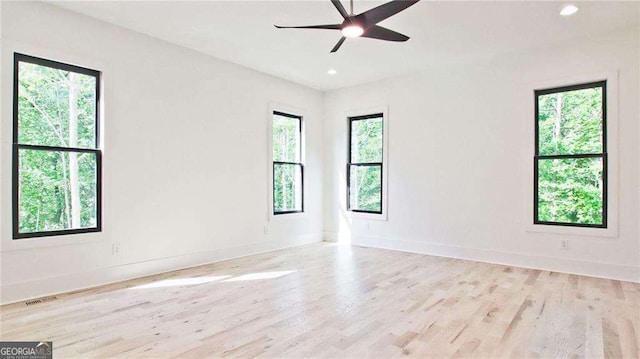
[269,211,307,222]
[526,223,618,239]
[348,210,388,222]
[1,230,105,252]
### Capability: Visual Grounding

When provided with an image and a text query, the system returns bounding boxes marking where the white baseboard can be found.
[1,234,321,305]
[323,232,339,242]
[323,233,639,283]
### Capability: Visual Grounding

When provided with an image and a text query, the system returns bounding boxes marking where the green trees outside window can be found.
[535,82,606,227]
[348,114,383,213]
[272,112,303,214]
[13,54,101,238]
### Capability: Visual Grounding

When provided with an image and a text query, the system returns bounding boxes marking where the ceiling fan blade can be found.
[330,37,346,53]
[274,24,342,30]
[330,0,349,19]
[356,0,419,27]
[361,25,409,42]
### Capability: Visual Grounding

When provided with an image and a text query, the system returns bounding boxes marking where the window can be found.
[534,81,606,228]
[348,114,383,214]
[13,53,102,239]
[272,111,303,214]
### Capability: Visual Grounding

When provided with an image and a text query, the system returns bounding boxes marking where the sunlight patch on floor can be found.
[130,271,298,289]
[131,276,231,289]
[221,270,296,282]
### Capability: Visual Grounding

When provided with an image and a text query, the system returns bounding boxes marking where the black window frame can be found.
[272,111,304,215]
[13,53,102,239]
[534,81,607,228]
[347,113,384,215]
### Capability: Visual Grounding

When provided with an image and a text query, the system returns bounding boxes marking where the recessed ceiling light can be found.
[328,69,337,75]
[560,5,579,16]
[341,25,364,38]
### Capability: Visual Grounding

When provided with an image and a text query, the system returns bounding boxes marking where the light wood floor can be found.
[1,243,638,358]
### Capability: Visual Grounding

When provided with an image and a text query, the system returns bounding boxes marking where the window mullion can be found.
[17,144,100,154]
[349,162,383,166]
[536,153,604,160]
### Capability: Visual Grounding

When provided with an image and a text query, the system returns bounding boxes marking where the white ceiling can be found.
[51,1,639,91]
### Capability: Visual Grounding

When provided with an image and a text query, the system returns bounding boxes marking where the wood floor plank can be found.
[1,243,638,358]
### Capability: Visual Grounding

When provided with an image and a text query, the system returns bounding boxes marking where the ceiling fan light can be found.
[341,25,364,38]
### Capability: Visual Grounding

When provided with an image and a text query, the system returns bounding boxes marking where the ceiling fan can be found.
[274,0,419,53]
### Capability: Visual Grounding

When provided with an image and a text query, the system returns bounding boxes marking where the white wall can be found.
[0,1,324,304]
[324,27,640,282]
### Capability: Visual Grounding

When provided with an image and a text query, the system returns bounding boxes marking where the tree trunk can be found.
[550,93,563,218]
[68,73,81,228]
[60,153,72,228]
[281,133,288,208]
[352,132,359,208]
[554,93,563,151]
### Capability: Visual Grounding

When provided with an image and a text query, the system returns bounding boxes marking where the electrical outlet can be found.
[560,240,569,250]
[112,243,120,255]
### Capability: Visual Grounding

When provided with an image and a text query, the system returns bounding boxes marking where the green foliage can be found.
[538,87,602,155]
[272,115,300,163]
[273,114,301,212]
[350,117,383,212]
[537,87,604,225]
[17,61,98,233]
[351,118,382,163]
[18,62,96,148]
[349,165,381,212]
[273,164,302,212]
[538,158,602,224]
